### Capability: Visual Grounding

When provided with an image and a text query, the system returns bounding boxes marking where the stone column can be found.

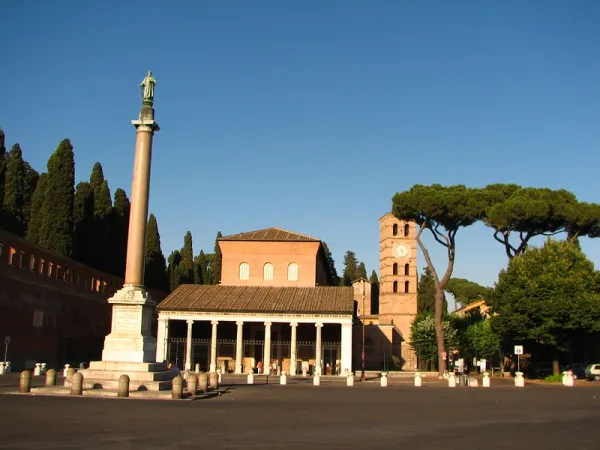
[210,321,219,372]
[290,322,298,376]
[315,323,323,375]
[263,322,272,372]
[235,321,244,374]
[341,323,353,376]
[155,317,169,363]
[185,320,194,371]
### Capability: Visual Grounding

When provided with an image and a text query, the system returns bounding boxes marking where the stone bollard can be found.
[172,375,183,399]
[41,363,47,374]
[346,373,354,387]
[448,373,456,388]
[19,370,32,393]
[514,372,525,387]
[209,372,219,390]
[198,372,208,393]
[0,363,5,375]
[247,372,254,385]
[34,363,42,376]
[562,371,574,387]
[118,374,130,398]
[302,367,308,377]
[195,363,200,372]
[65,367,76,385]
[469,378,479,387]
[71,372,83,395]
[45,369,57,386]
[187,373,198,395]
[482,372,490,388]
[280,372,287,385]
[63,364,70,377]
[313,374,320,386]
[380,372,388,387]
[414,372,422,387]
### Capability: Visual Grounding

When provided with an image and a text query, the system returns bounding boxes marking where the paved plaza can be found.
[1,374,599,449]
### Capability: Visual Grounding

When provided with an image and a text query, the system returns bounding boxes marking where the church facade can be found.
[156,215,418,375]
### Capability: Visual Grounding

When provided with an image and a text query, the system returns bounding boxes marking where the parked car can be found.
[584,364,600,381]
[566,363,587,379]
[535,362,565,377]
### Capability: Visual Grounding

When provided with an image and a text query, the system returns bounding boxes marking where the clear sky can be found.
[2,1,600,300]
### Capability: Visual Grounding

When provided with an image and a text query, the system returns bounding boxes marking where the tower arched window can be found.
[405,280,410,293]
[239,262,249,280]
[263,263,274,280]
[393,281,398,293]
[404,223,410,237]
[393,224,398,236]
[404,263,410,276]
[287,263,298,281]
[392,263,398,275]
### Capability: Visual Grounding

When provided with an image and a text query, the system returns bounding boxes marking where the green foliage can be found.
[321,241,340,286]
[357,262,367,280]
[490,240,600,354]
[211,231,223,284]
[342,250,359,286]
[369,270,378,284]
[26,173,47,244]
[543,374,563,383]
[464,319,501,359]
[179,231,194,284]
[194,250,208,285]
[110,188,130,278]
[39,139,75,257]
[417,267,437,314]
[144,214,169,292]
[410,313,459,362]
[72,182,95,264]
[0,129,6,211]
[446,278,491,306]
[1,144,27,235]
[369,270,379,314]
[168,250,182,291]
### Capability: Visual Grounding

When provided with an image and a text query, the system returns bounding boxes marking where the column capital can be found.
[186,319,194,325]
[236,321,244,326]
[158,317,168,323]
[211,320,219,326]
[264,321,272,327]
[290,321,298,327]
[315,322,323,328]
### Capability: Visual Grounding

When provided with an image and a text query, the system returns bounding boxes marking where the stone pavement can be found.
[1,377,599,450]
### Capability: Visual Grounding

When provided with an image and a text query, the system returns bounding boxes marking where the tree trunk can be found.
[435,285,447,376]
[553,355,560,376]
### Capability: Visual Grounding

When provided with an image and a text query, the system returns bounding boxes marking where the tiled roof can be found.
[219,227,320,242]
[157,285,354,315]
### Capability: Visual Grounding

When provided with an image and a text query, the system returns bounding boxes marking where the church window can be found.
[405,280,410,293]
[288,263,298,281]
[393,281,398,293]
[404,263,410,276]
[239,262,250,280]
[263,263,274,280]
[404,223,410,237]
[392,263,398,275]
[392,224,398,236]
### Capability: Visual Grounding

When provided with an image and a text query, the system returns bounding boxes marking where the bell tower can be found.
[378,213,418,369]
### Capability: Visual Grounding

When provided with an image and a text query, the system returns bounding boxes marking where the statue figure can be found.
[140,71,157,104]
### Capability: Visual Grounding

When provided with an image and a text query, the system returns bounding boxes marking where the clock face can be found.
[395,244,410,258]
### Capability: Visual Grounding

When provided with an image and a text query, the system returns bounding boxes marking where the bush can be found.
[543,374,563,383]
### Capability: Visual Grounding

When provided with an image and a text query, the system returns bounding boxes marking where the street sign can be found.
[514,345,523,355]
[4,337,9,345]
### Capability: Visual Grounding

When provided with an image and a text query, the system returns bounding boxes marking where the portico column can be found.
[315,322,323,375]
[235,321,244,374]
[290,322,298,376]
[156,317,169,363]
[210,320,218,372]
[263,322,272,372]
[185,319,194,371]
[341,322,353,376]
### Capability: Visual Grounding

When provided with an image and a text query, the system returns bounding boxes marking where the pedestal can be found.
[101,285,157,363]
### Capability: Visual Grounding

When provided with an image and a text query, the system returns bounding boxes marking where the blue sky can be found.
[2,1,600,303]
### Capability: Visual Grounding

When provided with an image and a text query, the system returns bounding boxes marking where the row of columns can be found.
[157,318,352,376]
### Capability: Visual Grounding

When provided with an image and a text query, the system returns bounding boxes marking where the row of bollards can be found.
[172,372,219,399]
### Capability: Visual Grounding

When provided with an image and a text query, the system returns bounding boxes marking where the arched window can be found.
[263,263,274,280]
[404,263,410,276]
[392,224,398,236]
[405,280,410,293]
[393,281,398,293]
[392,263,398,275]
[239,262,250,280]
[288,263,298,281]
[404,223,410,237]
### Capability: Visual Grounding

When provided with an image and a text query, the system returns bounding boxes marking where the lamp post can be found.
[360,280,366,382]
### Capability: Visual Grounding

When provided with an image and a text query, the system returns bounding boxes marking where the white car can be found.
[584,363,600,381]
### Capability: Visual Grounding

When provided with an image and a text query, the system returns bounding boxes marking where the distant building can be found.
[452,299,490,318]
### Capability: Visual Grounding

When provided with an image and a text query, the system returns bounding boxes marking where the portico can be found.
[156,285,354,376]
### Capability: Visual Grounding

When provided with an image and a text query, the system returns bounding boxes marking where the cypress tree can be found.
[357,262,368,280]
[144,214,169,292]
[193,249,207,284]
[211,231,223,284]
[342,251,359,286]
[167,250,182,291]
[89,178,112,272]
[1,144,27,235]
[321,241,340,286]
[369,270,379,315]
[111,188,130,278]
[0,129,7,212]
[179,231,194,284]
[22,162,39,230]
[39,139,75,257]
[73,182,94,264]
[89,162,104,200]
[27,173,47,244]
